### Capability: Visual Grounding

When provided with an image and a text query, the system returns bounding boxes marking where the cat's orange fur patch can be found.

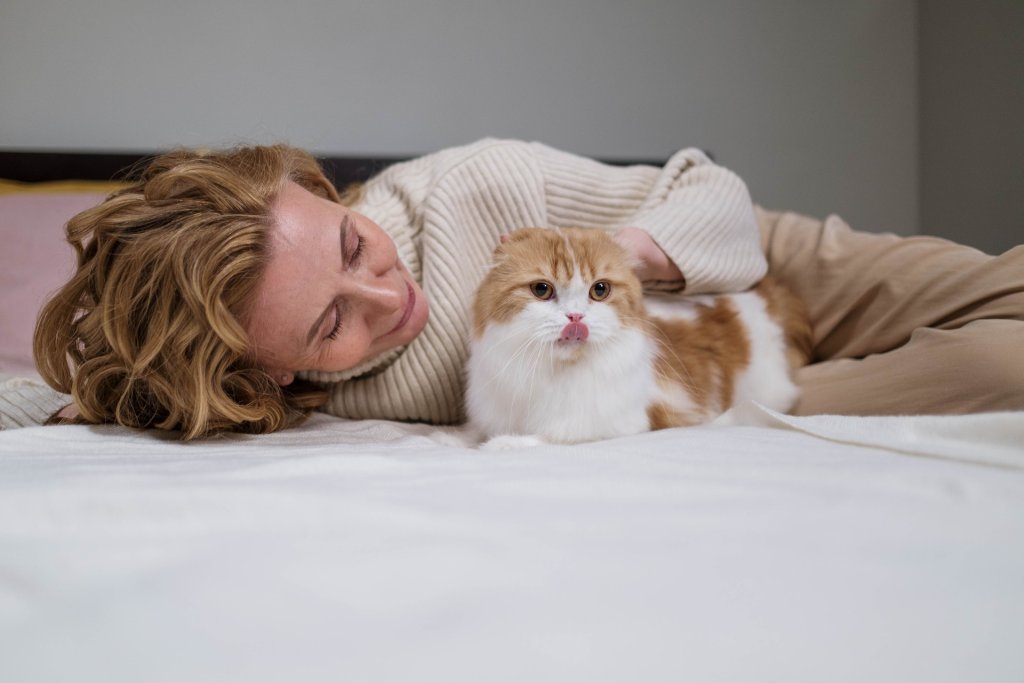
[646,297,750,428]
[755,275,813,371]
[645,275,811,430]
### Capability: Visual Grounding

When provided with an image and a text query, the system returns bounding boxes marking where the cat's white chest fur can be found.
[466,319,659,444]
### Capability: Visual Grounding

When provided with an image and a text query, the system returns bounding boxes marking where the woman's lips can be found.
[387,282,416,336]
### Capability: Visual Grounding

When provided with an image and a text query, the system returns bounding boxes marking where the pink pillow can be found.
[0,193,106,376]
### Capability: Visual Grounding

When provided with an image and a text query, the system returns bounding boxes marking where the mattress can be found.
[2,404,1022,682]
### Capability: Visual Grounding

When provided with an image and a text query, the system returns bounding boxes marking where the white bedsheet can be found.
[2,406,1023,682]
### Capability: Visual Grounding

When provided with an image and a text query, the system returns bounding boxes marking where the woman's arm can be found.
[534,142,766,294]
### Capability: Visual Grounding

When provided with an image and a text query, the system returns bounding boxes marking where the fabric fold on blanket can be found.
[723,401,1024,469]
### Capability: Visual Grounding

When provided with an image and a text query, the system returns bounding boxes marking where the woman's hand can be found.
[57,403,79,419]
[613,227,685,288]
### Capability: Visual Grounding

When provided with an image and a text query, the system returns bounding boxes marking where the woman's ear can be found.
[273,370,295,386]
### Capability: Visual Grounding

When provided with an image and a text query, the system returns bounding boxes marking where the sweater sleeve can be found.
[0,375,69,430]
[535,143,767,294]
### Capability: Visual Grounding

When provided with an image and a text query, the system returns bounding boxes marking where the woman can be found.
[28,139,1024,438]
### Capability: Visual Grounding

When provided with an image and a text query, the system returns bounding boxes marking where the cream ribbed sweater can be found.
[0,374,69,430]
[318,138,766,425]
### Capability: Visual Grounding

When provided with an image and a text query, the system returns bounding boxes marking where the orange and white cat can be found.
[465,227,811,447]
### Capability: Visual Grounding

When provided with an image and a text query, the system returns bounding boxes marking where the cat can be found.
[464,227,812,447]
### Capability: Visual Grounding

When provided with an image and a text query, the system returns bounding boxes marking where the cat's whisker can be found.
[520,339,546,431]
[509,331,544,411]
[502,329,554,431]
[481,328,553,392]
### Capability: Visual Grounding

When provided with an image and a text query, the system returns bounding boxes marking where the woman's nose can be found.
[350,274,404,316]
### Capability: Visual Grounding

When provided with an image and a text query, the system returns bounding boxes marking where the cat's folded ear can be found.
[491,237,509,262]
[491,231,515,261]
[492,227,544,261]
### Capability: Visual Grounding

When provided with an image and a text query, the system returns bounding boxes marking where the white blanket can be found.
[2,406,1023,682]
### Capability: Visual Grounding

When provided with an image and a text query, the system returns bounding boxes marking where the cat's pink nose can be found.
[566,312,584,323]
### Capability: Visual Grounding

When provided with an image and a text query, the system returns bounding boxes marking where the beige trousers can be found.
[757,207,1024,416]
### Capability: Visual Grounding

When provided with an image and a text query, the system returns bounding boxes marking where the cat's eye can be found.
[590,281,611,300]
[530,281,555,300]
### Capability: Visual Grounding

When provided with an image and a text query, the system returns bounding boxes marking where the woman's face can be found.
[245,181,429,385]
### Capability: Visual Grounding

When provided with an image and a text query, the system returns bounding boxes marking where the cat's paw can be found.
[480,434,547,450]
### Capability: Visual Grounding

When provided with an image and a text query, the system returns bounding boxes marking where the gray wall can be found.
[3,1,921,237]
[919,0,1024,255]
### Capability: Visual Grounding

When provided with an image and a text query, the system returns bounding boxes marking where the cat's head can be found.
[472,227,646,357]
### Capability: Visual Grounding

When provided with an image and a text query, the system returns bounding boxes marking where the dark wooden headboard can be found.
[0,150,408,189]
[0,149,670,189]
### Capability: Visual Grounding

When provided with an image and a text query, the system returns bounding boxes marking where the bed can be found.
[1,152,1023,683]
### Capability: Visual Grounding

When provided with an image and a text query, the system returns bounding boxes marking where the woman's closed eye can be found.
[325,302,343,341]
[342,214,365,269]
[348,234,365,268]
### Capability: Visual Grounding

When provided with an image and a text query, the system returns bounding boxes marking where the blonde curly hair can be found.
[33,144,360,439]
